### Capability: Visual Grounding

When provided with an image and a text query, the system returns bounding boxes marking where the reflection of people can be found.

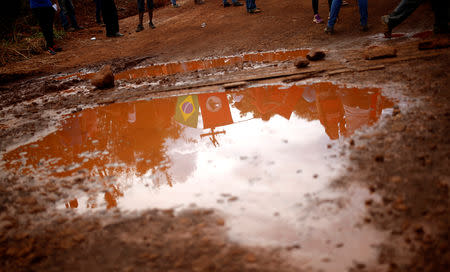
[381,0,448,38]
[316,87,345,140]
[338,89,381,136]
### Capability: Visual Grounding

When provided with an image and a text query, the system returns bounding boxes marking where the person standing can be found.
[324,0,368,34]
[381,0,448,38]
[30,0,61,55]
[136,0,155,32]
[94,0,103,25]
[57,0,83,31]
[246,0,260,13]
[102,0,123,37]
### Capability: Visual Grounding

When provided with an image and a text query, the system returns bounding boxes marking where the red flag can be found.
[198,93,233,129]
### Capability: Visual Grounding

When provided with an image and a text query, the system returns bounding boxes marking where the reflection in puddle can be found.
[3,82,393,271]
[55,49,308,81]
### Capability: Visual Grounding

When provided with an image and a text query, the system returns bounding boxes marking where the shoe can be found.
[65,27,75,32]
[313,14,324,24]
[149,22,156,29]
[136,24,144,32]
[247,7,261,14]
[342,1,349,6]
[360,25,369,32]
[324,26,334,34]
[52,45,62,52]
[195,0,204,4]
[172,3,180,8]
[381,15,392,38]
[224,2,231,7]
[74,26,85,31]
[46,47,56,55]
[107,32,124,37]
[233,1,243,6]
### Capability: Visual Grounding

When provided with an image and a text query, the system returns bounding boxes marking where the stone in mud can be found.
[294,57,310,68]
[364,46,397,60]
[91,65,115,89]
[306,50,326,61]
[418,38,450,50]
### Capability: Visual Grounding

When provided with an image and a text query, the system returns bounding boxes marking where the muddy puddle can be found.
[2,82,394,271]
[56,49,308,81]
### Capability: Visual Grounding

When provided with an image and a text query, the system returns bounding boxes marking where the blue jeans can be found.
[327,0,368,28]
[171,0,177,5]
[246,0,256,10]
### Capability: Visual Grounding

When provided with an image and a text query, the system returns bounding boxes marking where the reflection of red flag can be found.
[198,93,233,129]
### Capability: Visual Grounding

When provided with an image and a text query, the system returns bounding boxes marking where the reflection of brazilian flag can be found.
[174,95,199,128]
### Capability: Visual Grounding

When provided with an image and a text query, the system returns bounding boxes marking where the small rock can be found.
[306,50,326,61]
[294,57,310,68]
[91,65,115,89]
[364,46,397,60]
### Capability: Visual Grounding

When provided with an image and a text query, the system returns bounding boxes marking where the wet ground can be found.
[0,1,449,271]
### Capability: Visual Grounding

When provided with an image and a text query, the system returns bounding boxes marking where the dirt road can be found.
[0,0,449,271]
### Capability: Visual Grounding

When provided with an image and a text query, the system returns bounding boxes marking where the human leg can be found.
[95,0,102,23]
[147,0,155,28]
[430,0,449,33]
[103,0,120,36]
[57,0,70,30]
[64,0,81,29]
[327,0,341,28]
[357,0,368,28]
[33,7,55,49]
[386,0,424,30]
[246,0,257,11]
[312,0,319,14]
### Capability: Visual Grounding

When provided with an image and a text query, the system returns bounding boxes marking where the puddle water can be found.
[3,82,393,271]
[55,49,308,81]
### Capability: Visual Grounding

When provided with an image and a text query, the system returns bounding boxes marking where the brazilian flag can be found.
[174,95,199,128]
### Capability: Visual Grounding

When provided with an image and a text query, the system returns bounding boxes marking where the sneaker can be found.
[52,45,62,52]
[233,1,243,6]
[313,14,324,24]
[65,27,76,32]
[46,47,56,55]
[149,22,156,29]
[324,26,334,34]
[173,3,180,8]
[74,26,85,31]
[360,25,369,32]
[224,2,231,7]
[136,24,144,32]
[195,0,204,4]
[342,1,349,6]
[248,7,261,14]
[381,15,392,38]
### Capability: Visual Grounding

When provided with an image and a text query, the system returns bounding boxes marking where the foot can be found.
[360,25,369,32]
[233,1,243,6]
[313,14,324,24]
[52,45,62,52]
[342,1,349,6]
[149,22,156,29]
[65,27,75,32]
[172,3,180,8]
[224,2,231,7]
[74,26,85,31]
[195,0,204,4]
[247,7,261,14]
[46,47,56,55]
[381,15,392,38]
[107,32,124,37]
[324,26,334,34]
[136,24,144,32]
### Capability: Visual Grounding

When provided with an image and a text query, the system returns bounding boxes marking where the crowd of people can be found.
[29,0,448,55]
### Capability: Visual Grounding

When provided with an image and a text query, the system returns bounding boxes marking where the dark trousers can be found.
[95,0,102,23]
[58,0,79,29]
[388,0,448,32]
[101,0,119,35]
[32,7,55,48]
[312,0,333,14]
